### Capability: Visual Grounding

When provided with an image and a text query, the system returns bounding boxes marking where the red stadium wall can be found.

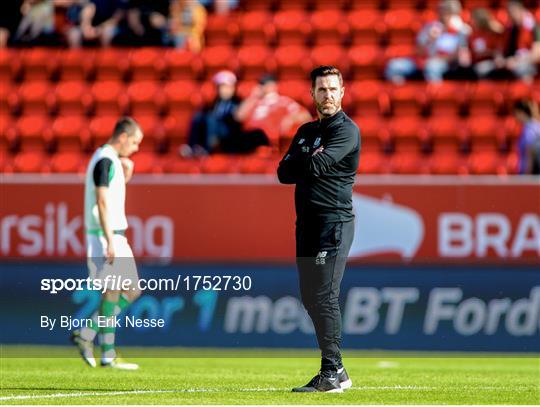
[1,175,538,263]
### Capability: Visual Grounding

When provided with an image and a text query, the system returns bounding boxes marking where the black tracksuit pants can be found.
[296,218,355,372]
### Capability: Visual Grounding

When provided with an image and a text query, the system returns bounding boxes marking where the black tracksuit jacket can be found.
[277,110,361,224]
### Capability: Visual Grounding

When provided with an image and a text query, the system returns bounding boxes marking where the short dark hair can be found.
[310,66,343,88]
[112,117,140,139]
[514,100,533,117]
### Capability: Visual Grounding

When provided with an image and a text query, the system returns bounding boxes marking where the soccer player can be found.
[277,66,360,393]
[71,117,143,370]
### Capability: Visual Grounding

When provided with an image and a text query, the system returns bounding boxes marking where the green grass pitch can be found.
[1,346,538,405]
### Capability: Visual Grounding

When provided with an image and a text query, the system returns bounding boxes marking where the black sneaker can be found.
[338,367,352,389]
[292,372,343,393]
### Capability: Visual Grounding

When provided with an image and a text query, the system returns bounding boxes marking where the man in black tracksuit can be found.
[277,66,360,393]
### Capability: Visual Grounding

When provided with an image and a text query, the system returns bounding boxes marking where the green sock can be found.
[100,299,117,360]
[115,294,131,315]
[80,295,130,342]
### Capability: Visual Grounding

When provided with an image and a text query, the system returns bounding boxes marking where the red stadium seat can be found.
[51,116,90,152]
[352,117,388,152]
[429,151,467,175]
[16,116,52,152]
[129,48,166,81]
[347,10,385,46]
[200,154,239,174]
[277,79,313,109]
[131,115,166,153]
[348,46,382,80]
[94,48,129,81]
[349,80,390,118]
[238,46,275,81]
[505,81,534,113]
[54,81,91,116]
[383,44,416,62]
[388,117,428,153]
[238,156,272,174]
[165,49,203,81]
[127,81,165,117]
[164,114,192,150]
[468,151,504,175]
[204,13,240,46]
[17,81,54,116]
[91,81,128,116]
[428,117,466,153]
[200,46,239,79]
[237,80,259,100]
[57,49,94,81]
[467,81,504,117]
[238,11,275,46]
[310,10,349,46]
[505,151,519,175]
[0,48,21,83]
[163,80,202,116]
[89,116,118,149]
[357,151,387,174]
[50,151,84,173]
[426,81,465,117]
[13,151,48,173]
[391,152,429,174]
[310,45,349,79]
[20,48,58,81]
[384,9,422,46]
[274,10,310,46]
[131,152,163,174]
[389,83,428,117]
[467,117,506,152]
[0,83,18,116]
[164,156,201,174]
[0,115,16,154]
[274,45,312,80]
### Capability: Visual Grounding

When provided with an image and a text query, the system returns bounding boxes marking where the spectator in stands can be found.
[385,0,471,83]
[498,0,540,82]
[12,0,57,46]
[183,70,243,156]
[514,100,540,175]
[235,75,312,148]
[150,0,207,51]
[459,8,504,79]
[199,0,239,15]
[123,0,170,46]
[67,0,129,47]
[0,1,23,47]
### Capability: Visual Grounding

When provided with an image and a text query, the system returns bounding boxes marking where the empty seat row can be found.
[0,149,520,176]
[2,79,536,119]
[1,113,523,155]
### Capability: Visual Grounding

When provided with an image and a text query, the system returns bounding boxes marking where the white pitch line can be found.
[0,386,436,401]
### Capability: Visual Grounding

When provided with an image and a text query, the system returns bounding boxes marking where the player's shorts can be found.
[86,233,139,289]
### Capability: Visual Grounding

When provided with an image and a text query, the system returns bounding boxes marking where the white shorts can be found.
[86,233,139,288]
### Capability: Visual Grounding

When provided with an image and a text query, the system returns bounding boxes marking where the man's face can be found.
[217,83,235,100]
[311,75,344,118]
[119,129,143,157]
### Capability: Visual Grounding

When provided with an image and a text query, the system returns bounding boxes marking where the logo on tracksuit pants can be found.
[315,251,328,265]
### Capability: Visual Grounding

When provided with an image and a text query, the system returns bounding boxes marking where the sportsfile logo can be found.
[0,202,174,259]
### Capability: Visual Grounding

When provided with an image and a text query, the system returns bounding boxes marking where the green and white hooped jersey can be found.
[84,144,128,234]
